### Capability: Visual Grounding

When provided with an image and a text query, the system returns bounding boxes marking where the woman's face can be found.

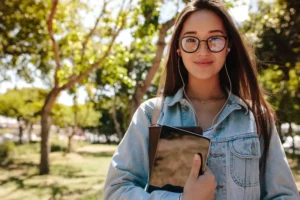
[178,10,229,81]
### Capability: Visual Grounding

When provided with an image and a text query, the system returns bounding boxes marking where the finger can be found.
[189,154,202,180]
[204,167,213,175]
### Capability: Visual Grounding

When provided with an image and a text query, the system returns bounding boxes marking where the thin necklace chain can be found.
[183,89,226,125]
[177,59,232,127]
[197,94,226,105]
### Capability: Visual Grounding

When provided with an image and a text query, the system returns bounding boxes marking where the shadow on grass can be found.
[77,151,114,157]
[0,169,105,200]
[50,164,100,179]
[0,163,38,187]
[0,160,38,170]
[0,160,39,187]
[0,159,94,181]
[0,178,104,200]
[47,181,104,200]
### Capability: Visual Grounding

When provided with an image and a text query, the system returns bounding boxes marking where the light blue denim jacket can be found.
[104,88,299,200]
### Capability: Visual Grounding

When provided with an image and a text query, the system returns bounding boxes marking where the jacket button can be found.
[183,105,189,111]
[180,101,189,110]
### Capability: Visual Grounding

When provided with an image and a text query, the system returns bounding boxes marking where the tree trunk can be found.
[67,91,78,153]
[105,133,111,144]
[67,127,76,153]
[112,95,123,140]
[40,88,60,175]
[288,122,295,158]
[28,122,33,143]
[130,18,175,117]
[18,119,23,144]
[67,133,73,153]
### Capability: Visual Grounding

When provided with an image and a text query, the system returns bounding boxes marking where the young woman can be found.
[104,0,299,199]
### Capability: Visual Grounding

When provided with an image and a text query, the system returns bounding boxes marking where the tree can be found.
[67,87,101,153]
[243,0,300,158]
[243,0,300,125]
[1,0,133,174]
[0,0,51,83]
[37,0,134,174]
[0,88,47,143]
[52,100,101,153]
[129,0,178,116]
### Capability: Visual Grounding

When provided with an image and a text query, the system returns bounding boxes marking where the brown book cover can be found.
[148,125,210,191]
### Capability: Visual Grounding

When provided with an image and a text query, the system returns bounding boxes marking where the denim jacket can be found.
[104,88,299,200]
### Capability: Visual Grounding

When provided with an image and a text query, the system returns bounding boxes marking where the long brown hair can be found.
[159,0,275,173]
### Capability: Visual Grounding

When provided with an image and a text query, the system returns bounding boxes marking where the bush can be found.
[0,141,15,162]
[51,143,66,152]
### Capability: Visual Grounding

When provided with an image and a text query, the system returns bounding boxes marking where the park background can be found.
[0,0,299,199]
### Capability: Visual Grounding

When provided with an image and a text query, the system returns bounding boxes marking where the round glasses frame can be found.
[180,36,228,53]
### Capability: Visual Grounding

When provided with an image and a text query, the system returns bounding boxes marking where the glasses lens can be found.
[181,37,199,53]
[208,36,226,52]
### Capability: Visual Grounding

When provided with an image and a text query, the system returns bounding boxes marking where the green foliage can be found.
[52,103,73,128]
[0,0,131,87]
[0,141,15,162]
[0,88,48,123]
[243,0,300,126]
[132,0,161,37]
[0,0,51,81]
[52,102,101,128]
[51,143,66,152]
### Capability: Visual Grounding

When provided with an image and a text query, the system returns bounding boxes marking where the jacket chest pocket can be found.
[229,137,261,187]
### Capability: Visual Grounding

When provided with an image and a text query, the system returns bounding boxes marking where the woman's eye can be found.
[186,38,196,43]
[210,37,222,42]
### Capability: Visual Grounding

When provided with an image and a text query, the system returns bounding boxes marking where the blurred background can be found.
[0,0,299,199]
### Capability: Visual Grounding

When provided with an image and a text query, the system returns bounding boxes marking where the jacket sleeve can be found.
[103,102,182,200]
[259,119,300,200]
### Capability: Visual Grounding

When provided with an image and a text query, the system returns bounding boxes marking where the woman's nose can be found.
[196,41,209,56]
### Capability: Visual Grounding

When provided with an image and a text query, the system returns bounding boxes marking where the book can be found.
[148,125,210,192]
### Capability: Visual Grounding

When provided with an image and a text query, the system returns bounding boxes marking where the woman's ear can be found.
[177,49,181,56]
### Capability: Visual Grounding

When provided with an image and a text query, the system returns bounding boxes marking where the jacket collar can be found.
[164,87,249,114]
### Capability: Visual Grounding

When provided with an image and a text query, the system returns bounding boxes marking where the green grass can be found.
[0,142,299,199]
[0,142,117,200]
[286,152,300,190]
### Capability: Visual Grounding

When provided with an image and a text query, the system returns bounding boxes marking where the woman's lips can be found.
[193,60,213,67]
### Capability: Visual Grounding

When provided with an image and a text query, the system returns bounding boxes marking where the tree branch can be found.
[59,0,132,91]
[81,0,109,59]
[133,17,176,104]
[47,0,60,88]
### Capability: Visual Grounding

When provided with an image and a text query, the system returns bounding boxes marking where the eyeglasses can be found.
[180,36,228,53]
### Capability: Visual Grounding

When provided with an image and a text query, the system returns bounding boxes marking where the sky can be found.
[0,0,273,106]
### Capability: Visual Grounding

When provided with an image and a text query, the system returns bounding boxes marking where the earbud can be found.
[226,48,230,55]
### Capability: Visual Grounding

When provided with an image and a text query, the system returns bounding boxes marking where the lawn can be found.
[0,142,117,200]
[287,153,300,190]
[0,142,299,200]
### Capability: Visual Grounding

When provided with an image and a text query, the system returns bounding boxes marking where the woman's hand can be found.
[182,154,217,200]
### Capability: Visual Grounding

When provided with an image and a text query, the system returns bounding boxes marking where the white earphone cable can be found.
[177,58,200,126]
[210,62,232,126]
[177,58,232,128]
